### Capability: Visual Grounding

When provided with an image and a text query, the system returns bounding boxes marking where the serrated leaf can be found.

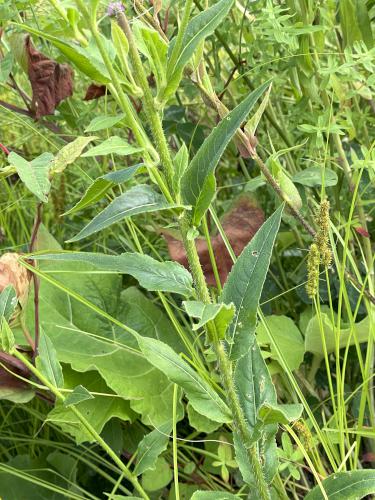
[64,164,142,215]
[63,385,94,407]
[68,185,181,242]
[181,82,270,225]
[0,285,18,321]
[82,136,143,157]
[134,422,171,476]
[31,252,194,297]
[9,152,54,202]
[305,470,375,500]
[51,136,97,174]
[183,300,235,339]
[221,204,283,360]
[136,335,231,423]
[85,114,126,132]
[35,330,64,388]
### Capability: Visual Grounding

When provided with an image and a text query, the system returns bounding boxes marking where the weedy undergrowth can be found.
[0,0,374,499]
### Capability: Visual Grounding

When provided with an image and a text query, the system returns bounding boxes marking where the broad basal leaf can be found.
[68,185,181,242]
[32,251,194,297]
[136,335,231,423]
[181,81,270,225]
[9,152,54,202]
[81,136,143,157]
[305,470,375,500]
[221,204,283,360]
[134,421,171,476]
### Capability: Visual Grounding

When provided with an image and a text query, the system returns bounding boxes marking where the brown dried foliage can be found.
[0,253,31,308]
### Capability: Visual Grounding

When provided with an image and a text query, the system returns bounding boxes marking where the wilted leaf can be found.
[0,253,31,308]
[165,194,264,285]
[25,36,74,118]
[84,83,107,100]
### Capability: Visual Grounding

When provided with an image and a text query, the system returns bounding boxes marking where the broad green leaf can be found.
[305,313,370,355]
[305,470,375,500]
[141,456,172,492]
[221,205,283,360]
[0,52,13,83]
[85,114,126,132]
[187,403,221,433]
[64,164,143,215]
[68,185,181,242]
[181,82,270,225]
[81,136,143,157]
[48,369,134,444]
[35,330,64,388]
[8,152,54,202]
[15,24,111,83]
[63,384,94,407]
[292,167,338,187]
[257,315,304,371]
[51,136,97,174]
[134,422,171,476]
[32,251,193,296]
[136,335,231,423]
[183,300,235,339]
[0,285,17,321]
[191,492,239,499]
[163,0,234,101]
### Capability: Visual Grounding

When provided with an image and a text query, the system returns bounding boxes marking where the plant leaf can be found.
[0,285,18,321]
[136,335,231,423]
[181,81,270,225]
[51,136,97,174]
[292,167,338,187]
[63,385,94,407]
[191,492,239,499]
[85,114,126,132]
[32,252,194,297]
[1,318,15,354]
[221,204,283,360]
[305,470,375,500]
[183,300,235,339]
[9,152,54,202]
[35,330,64,388]
[81,136,143,157]
[68,185,181,242]
[134,422,171,476]
[64,164,142,215]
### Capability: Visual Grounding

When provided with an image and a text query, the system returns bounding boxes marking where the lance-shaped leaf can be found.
[64,164,143,215]
[51,136,97,174]
[0,285,17,321]
[163,0,234,101]
[81,136,143,157]
[134,421,171,476]
[85,114,126,132]
[305,469,375,500]
[68,185,181,242]
[181,81,270,225]
[35,330,64,388]
[136,335,231,423]
[8,152,54,202]
[31,252,194,297]
[221,204,283,360]
[183,300,235,339]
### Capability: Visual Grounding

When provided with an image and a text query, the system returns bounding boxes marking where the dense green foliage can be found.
[0,0,374,499]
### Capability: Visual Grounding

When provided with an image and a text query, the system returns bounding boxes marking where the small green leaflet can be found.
[31,251,194,297]
[163,0,234,101]
[221,204,284,360]
[292,166,338,187]
[85,114,126,132]
[8,152,54,203]
[134,421,171,476]
[68,185,182,242]
[35,330,64,388]
[0,285,17,321]
[51,136,97,174]
[183,300,235,339]
[82,136,143,157]
[181,81,270,225]
[1,319,15,354]
[64,164,142,215]
[136,335,231,423]
[305,470,375,500]
[63,385,93,407]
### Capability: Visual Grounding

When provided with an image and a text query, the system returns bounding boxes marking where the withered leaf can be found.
[84,83,108,101]
[25,36,74,118]
[165,194,264,286]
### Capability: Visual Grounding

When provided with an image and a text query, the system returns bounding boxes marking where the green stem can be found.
[12,349,149,500]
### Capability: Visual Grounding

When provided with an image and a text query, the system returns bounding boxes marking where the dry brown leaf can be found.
[25,36,74,118]
[0,253,31,308]
[164,194,264,286]
[84,83,108,101]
